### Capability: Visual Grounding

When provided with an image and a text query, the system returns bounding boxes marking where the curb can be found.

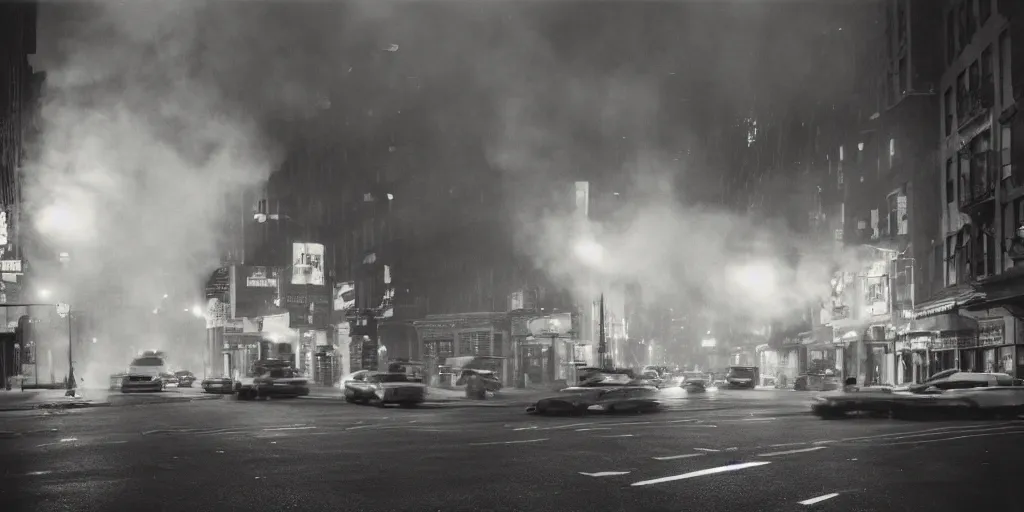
[0,401,112,412]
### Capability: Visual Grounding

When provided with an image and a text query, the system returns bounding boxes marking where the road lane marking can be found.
[469,438,549,446]
[580,471,631,477]
[799,492,840,505]
[879,430,1024,446]
[631,461,772,487]
[263,426,317,431]
[882,425,1021,441]
[513,426,538,431]
[652,454,705,461]
[547,422,595,430]
[693,448,719,452]
[812,423,1018,445]
[758,446,828,457]
[769,442,809,448]
[602,421,652,427]
[576,428,612,432]
[59,438,77,442]
[599,434,635,438]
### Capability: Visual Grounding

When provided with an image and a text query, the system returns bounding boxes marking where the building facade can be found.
[913,0,1024,379]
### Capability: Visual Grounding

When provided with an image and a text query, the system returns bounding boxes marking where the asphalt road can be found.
[1,391,1020,512]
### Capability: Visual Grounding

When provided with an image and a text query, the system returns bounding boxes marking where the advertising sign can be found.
[333,281,355,311]
[204,267,231,300]
[291,243,325,286]
[0,260,22,273]
[528,313,574,338]
[245,266,279,288]
[701,337,717,348]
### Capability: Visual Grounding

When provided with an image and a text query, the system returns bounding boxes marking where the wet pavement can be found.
[1,389,1017,511]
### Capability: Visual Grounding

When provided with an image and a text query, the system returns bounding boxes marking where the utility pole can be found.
[598,293,608,369]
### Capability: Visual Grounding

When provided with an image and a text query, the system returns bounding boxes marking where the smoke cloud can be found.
[23,1,328,386]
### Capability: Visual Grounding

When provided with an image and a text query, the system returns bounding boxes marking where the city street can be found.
[1,391,1019,511]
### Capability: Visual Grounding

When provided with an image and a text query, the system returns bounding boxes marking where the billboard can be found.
[333,281,355,311]
[291,243,325,286]
[528,313,574,339]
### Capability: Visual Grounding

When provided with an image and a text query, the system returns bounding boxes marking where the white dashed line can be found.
[59,438,77,442]
[652,453,705,461]
[693,448,719,452]
[575,428,612,432]
[599,434,635,438]
[469,438,549,446]
[631,461,772,487]
[580,471,631,477]
[798,492,840,505]
[878,430,1024,446]
[758,446,828,457]
[263,426,317,431]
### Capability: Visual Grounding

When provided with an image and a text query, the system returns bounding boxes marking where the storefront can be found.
[413,312,510,386]
[928,332,976,373]
[894,334,930,385]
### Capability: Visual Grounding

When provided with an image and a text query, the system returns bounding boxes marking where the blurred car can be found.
[456,368,503,399]
[794,371,840,391]
[525,373,662,415]
[344,371,427,407]
[160,372,179,388]
[811,370,1024,419]
[120,353,168,392]
[724,366,758,389]
[236,363,309,400]
[680,378,717,394]
[175,370,196,388]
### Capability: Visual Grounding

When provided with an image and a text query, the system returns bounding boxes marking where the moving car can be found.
[344,371,427,407]
[525,372,662,415]
[811,370,1024,419]
[121,352,168,392]
[680,378,716,394]
[236,361,309,400]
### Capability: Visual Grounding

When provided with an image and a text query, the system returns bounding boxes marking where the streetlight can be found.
[190,305,204,318]
[38,289,51,300]
[729,262,778,301]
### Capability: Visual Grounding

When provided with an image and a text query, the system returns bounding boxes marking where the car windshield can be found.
[728,368,755,378]
[370,373,410,383]
[130,357,164,367]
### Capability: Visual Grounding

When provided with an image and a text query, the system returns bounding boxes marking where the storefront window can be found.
[983,348,996,373]
[999,346,1014,374]
[961,350,976,372]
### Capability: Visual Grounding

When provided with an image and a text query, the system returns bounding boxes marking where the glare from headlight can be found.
[706,386,718,392]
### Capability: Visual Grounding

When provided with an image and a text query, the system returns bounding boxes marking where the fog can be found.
[23,1,333,386]
[18,1,871,385]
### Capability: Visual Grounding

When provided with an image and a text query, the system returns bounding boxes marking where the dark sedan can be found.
[175,370,196,388]
[237,366,310,400]
[526,373,662,415]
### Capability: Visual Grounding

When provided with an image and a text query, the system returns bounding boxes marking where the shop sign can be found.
[977,318,1005,347]
[0,259,22,273]
[929,334,977,350]
[245,266,279,288]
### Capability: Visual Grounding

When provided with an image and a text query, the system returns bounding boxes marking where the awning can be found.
[902,312,978,335]
[914,285,982,319]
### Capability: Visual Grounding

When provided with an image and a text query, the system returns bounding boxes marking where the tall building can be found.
[916,0,1024,378]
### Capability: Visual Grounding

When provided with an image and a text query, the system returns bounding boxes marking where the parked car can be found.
[175,370,196,388]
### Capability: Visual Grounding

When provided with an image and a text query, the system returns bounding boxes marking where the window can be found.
[889,138,896,168]
[946,234,958,285]
[944,88,955,135]
[982,46,994,96]
[932,244,944,293]
[898,57,907,95]
[946,9,956,63]
[969,60,981,92]
[1001,124,1012,179]
[980,0,991,26]
[946,158,955,203]
[959,148,971,204]
[970,130,992,199]
[974,222,996,278]
[963,1,976,45]
[957,71,969,123]
[1000,30,1013,109]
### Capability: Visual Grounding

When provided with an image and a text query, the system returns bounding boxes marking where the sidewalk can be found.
[0,388,108,412]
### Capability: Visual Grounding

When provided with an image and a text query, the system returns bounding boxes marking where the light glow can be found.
[730,262,778,300]
[573,239,605,268]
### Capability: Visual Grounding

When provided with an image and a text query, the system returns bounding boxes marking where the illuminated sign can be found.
[0,260,22,273]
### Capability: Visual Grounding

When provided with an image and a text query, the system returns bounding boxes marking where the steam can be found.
[23,1,320,386]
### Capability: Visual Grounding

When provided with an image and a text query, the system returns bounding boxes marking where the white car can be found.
[121,353,168,392]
